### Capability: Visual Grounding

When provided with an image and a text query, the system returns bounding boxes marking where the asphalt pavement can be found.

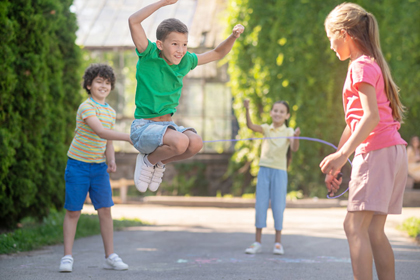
[0,203,419,280]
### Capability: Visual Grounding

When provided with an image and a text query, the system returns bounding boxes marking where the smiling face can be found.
[87,75,111,104]
[156,32,188,65]
[270,103,290,126]
[326,28,350,61]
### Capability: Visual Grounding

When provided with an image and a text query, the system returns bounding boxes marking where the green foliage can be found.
[398,217,420,238]
[160,163,208,196]
[0,210,145,254]
[0,0,82,228]
[226,0,420,197]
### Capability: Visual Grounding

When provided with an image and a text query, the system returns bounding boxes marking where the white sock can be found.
[143,155,154,167]
[107,253,117,259]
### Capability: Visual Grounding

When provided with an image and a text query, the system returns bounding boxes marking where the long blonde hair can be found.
[325,3,405,122]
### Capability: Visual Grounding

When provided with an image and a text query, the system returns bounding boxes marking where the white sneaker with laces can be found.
[273,243,284,255]
[245,242,262,254]
[59,255,74,272]
[149,164,165,192]
[134,153,155,192]
[103,253,129,270]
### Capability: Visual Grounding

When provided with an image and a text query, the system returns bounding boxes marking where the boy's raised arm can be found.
[196,24,244,65]
[128,0,178,52]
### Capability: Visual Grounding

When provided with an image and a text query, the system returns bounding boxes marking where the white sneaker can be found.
[59,255,73,272]
[273,243,284,255]
[149,164,165,192]
[134,154,154,192]
[245,242,262,254]
[103,253,129,270]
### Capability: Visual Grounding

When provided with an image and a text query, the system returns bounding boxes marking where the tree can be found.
[0,0,81,228]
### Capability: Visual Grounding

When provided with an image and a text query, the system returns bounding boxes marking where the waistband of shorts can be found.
[133,118,175,126]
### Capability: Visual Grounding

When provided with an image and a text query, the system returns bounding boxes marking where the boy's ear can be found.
[156,40,163,50]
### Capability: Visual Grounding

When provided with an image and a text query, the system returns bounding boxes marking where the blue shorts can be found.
[255,166,288,231]
[64,158,114,211]
[130,119,196,154]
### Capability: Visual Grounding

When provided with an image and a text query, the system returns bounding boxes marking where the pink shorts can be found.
[347,145,407,214]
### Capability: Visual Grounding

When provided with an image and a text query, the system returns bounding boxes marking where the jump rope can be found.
[203,136,353,199]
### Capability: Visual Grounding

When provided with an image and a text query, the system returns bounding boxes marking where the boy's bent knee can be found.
[187,135,203,154]
[172,137,190,155]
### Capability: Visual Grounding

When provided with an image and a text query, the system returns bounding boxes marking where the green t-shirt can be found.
[134,40,198,119]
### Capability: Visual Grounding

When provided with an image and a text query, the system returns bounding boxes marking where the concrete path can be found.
[0,204,419,280]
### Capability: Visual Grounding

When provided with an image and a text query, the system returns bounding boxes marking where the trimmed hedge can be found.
[0,0,81,228]
[226,0,420,197]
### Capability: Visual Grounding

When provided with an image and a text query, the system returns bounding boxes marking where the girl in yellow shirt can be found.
[243,100,300,255]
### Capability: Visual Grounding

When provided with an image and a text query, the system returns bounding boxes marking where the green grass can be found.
[0,210,145,255]
[398,217,420,238]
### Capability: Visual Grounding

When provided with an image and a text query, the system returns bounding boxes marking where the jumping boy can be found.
[128,0,244,192]
[60,64,132,272]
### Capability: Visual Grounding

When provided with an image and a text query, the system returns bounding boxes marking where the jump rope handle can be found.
[328,172,343,197]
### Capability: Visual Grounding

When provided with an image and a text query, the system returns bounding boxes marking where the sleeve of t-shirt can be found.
[184,52,198,70]
[260,124,269,136]
[351,60,379,88]
[135,39,154,57]
[79,103,96,120]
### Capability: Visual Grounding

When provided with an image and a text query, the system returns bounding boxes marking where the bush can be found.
[399,217,420,238]
[0,0,81,228]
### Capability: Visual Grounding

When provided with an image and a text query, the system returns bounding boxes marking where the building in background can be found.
[72,0,238,154]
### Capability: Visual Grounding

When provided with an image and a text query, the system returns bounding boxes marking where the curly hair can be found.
[82,64,116,94]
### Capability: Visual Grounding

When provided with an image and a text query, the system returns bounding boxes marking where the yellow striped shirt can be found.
[67,98,116,163]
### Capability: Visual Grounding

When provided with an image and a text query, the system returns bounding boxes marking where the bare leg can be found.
[275,230,282,243]
[146,129,190,165]
[161,131,203,164]
[344,211,375,280]
[98,207,114,258]
[256,228,262,243]
[369,214,395,280]
[63,210,81,256]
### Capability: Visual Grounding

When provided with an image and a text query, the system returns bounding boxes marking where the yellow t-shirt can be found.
[259,124,294,171]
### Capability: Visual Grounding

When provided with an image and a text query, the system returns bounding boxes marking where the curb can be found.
[137,196,348,208]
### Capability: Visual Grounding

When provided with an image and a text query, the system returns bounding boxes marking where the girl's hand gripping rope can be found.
[320,151,348,196]
[325,172,343,196]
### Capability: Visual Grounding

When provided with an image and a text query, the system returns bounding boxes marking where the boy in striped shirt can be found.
[60,64,132,273]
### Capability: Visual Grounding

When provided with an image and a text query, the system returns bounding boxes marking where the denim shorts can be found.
[130,119,196,154]
[64,157,114,211]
